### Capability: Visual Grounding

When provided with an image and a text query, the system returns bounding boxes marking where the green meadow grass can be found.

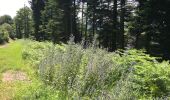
[0,40,25,72]
[0,40,40,99]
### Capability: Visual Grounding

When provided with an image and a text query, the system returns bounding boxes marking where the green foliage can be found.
[14,6,33,39]
[21,40,170,99]
[40,0,63,43]
[0,15,13,25]
[22,40,65,66]
[131,0,170,59]
[31,0,45,41]
[29,0,170,60]
[0,40,27,72]
[1,23,14,39]
[115,50,170,98]
[22,40,53,66]
[14,82,61,100]
[0,23,10,44]
[0,40,54,100]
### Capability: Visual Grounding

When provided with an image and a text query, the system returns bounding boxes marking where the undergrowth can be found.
[20,39,170,99]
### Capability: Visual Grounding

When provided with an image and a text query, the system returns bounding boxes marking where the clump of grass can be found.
[36,38,138,99]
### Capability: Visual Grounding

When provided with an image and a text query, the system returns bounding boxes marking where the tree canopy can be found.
[4,0,170,60]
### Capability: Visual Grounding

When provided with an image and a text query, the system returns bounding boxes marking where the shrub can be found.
[116,50,170,98]
[0,23,14,44]
[22,40,64,66]
[2,23,15,39]
[22,40,53,66]
[0,25,9,44]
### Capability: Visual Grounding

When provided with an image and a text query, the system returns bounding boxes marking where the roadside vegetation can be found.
[0,0,170,99]
[0,40,40,99]
[7,39,169,100]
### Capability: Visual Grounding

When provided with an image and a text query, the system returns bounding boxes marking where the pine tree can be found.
[40,0,63,43]
[14,7,33,39]
[31,0,45,41]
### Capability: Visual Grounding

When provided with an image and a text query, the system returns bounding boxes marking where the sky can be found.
[0,0,30,18]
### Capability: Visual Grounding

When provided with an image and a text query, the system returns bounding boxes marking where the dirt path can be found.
[0,44,8,48]
[0,40,32,100]
[0,39,14,48]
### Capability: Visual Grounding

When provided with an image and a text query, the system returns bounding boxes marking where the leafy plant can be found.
[0,23,10,44]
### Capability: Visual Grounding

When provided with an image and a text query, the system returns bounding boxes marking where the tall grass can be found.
[21,39,170,99]
[36,39,140,99]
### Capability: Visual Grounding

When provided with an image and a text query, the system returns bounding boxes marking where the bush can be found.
[0,23,14,44]
[21,40,170,99]
[0,25,9,44]
[22,40,53,66]
[2,23,15,39]
[114,50,170,98]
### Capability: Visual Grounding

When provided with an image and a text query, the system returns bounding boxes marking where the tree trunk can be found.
[120,0,126,49]
[91,5,96,43]
[135,33,140,49]
[85,6,88,46]
[111,0,118,51]
[146,32,151,53]
[72,0,80,43]
[81,2,84,39]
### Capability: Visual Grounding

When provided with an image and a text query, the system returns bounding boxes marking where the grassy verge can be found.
[0,40,40,99]
[0,40,24,72]
[1,40,170,99]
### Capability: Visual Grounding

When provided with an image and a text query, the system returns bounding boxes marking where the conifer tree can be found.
[40,0,63,43]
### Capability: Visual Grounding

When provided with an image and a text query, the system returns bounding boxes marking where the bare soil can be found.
[2,70,29,82]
